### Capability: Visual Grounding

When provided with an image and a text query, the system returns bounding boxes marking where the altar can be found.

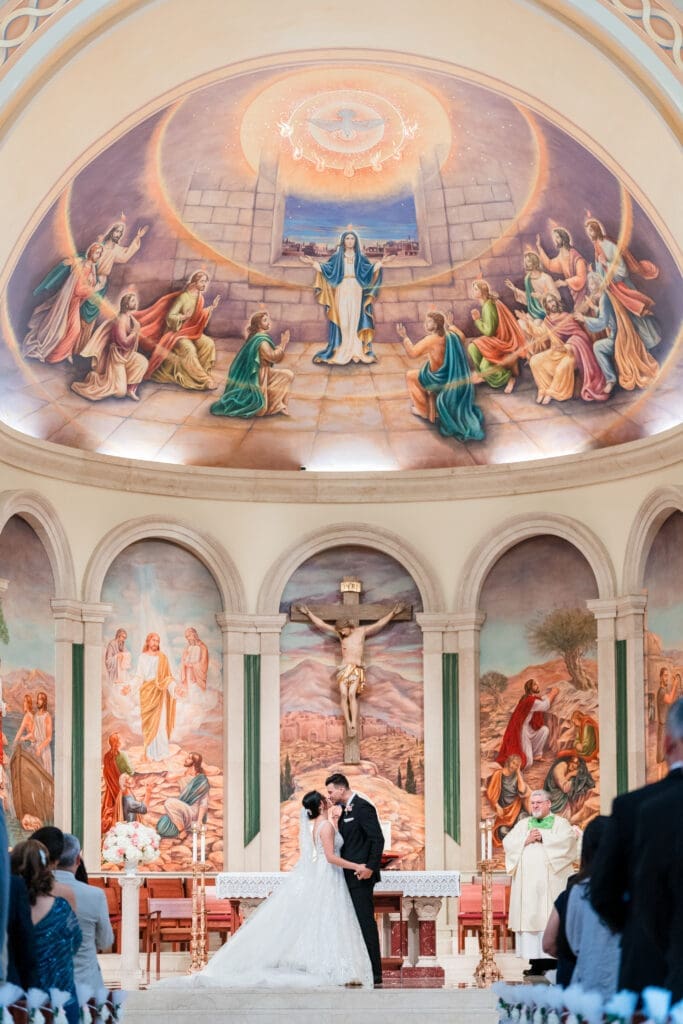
[216,870,460,985]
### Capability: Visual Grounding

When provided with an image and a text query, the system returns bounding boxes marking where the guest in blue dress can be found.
[11,839,82,1024]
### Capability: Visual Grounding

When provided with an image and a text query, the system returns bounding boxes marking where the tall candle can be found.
[480,821,485,861]
[192,826,198,863]
[486,820,493,862]
[200,826,206,863]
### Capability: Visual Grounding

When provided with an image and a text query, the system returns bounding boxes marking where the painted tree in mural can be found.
[405,758,416,795]
[527,607,597,690]
[280,754,295,802]
[0,599,9,644]
[480,670,507,695]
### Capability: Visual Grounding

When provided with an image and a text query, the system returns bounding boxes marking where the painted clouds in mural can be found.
[0,516,55,843]
[2,60,680,470]
[479,537,600,867]
[279,546,424,870]
[100,539,223,871]
[644,511,683,783]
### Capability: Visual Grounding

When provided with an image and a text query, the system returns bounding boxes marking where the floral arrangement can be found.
[0,984,127,1024]
[493,982,683,1024]
[102,820,160,867]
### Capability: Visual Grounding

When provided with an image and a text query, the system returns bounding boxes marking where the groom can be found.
[325,771,385,986]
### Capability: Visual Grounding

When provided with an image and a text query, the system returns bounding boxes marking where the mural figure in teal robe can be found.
[210,310,293,418]
[396,312,485,441]
[156,752,210,838]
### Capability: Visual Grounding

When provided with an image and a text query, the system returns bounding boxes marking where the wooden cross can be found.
[289,576,413,627]
[290,577,412,763]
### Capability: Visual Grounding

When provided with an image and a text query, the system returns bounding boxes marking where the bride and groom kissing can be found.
[161,771,385,990]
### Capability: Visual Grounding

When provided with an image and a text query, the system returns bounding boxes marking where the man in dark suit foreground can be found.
[590,697,683,992]
[326,772,385,986]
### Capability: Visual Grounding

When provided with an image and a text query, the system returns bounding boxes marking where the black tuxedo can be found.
[338,794,385,983]
[632,784,683,1001]
[590,767,683,992]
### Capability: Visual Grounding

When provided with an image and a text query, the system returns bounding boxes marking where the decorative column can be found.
[50,600,83,830]
[216,613,285,872]
[0,580,8,784]
[118,872,143,990]
[616,595,648,789]
[451,612,486,872]
[587,599,618,808]
[256,615,287,870]
[416,614,452,870]
[80,602,111,868]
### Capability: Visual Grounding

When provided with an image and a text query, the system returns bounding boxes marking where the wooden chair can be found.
[146,897,193,981]
[204,885,239,946]
[88,876,108,891]
[373,891,404,971]
[457,882,483,952]
[146,877,185,899]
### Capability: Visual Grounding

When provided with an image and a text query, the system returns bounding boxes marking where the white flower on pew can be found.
[94,985,112,1022]
[576,990,604,1024]
[76,982,94,1024]
[0,983,25,1024]
[669,1000,683,1024]
[604,990,639,1022]
[641,987,672,1024]
[110,990,128,1021]
[562,984,589,1024]
[26,987,49,1024]
[49,988,72,1024]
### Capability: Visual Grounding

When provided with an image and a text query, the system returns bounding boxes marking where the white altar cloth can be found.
[216,870,460,899]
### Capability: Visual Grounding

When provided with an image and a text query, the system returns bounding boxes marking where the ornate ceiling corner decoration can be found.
[604,0,682,73]
[0,0,72,70]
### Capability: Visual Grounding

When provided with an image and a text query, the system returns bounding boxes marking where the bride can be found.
[159,790,373,988]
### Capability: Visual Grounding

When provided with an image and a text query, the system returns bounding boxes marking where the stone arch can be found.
[456,512,616,612]
[82,516,246,612]
[257,523,443,614]
[623,485,683,594]
[0,489,76,599]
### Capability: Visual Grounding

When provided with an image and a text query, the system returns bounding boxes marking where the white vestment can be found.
[503,814,577,959]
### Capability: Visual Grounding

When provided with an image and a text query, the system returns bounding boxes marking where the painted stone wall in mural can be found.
[1,58,681,471]
[100,540,223,871]
[644,511,683,783]
[0,516,55,842]
[279,546,424,870]
[479,537,600,867]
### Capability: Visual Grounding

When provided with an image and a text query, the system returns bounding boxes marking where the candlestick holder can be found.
[474,857,502,988]
[189,858,209,973]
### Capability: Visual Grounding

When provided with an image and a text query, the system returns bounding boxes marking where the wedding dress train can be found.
[158,819,373,989]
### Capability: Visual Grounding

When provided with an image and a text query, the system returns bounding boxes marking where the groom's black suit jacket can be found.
[338,795,384,887]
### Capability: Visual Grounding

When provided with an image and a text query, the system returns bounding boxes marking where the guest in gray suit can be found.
[54,834,113,989]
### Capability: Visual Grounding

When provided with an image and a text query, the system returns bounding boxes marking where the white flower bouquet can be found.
[102,821,160,868]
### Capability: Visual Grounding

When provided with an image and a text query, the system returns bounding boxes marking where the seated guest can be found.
[541,873,578,988]
[467,280,525,393]
[11,840,82,1024]
[565,815,620,999]
[55,834,113,989]
[30,826,77,911]
[6,873,40,989]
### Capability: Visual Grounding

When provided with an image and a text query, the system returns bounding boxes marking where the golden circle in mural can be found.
[239,66,451,199]
[278,89,416,178]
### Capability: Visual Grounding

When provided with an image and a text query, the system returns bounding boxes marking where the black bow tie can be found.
[340,802,347,810]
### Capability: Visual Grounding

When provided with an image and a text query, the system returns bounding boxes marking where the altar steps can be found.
[124,986,498,1023]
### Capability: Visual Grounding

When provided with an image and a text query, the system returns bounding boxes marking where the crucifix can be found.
[291,577,412,763]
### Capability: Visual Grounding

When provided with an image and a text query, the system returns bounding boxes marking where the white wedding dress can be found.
[158,817,373,989]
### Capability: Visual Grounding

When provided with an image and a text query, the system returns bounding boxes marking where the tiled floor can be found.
[1,338,680,471]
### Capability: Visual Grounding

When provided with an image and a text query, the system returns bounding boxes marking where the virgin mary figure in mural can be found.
[300,231,394,365]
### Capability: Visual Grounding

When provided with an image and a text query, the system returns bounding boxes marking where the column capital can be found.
[586,599,619,620]
[216,613,286,634]
[416,612,486,633]
[616,594,648,617]
[50,599,85,622]
[81,602,113,624]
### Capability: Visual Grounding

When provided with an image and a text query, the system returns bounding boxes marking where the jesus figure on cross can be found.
[296,602,405,743]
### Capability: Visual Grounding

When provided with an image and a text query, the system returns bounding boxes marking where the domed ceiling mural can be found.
[1,57,681,471]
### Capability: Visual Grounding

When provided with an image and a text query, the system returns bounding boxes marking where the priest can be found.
[503,788,578,977]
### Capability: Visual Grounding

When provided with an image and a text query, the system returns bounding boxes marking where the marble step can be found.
[123,986,498,1023]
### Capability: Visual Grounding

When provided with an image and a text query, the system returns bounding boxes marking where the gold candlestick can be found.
[474,821,502,987]
[189,826,208,973]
